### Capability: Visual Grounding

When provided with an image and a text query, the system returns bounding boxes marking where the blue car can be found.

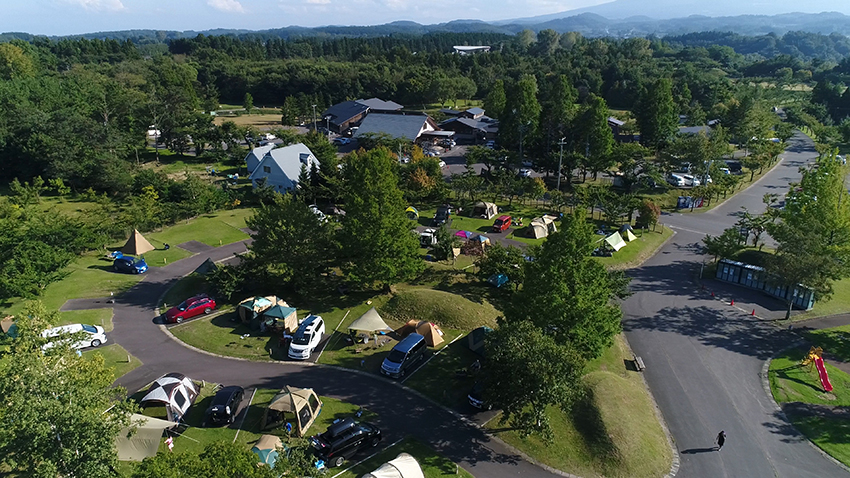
[113,256,148,274]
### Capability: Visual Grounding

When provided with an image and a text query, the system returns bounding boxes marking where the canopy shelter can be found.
[238,296,288,330]
[471,201,498,220]
[252,435,283,466]
[140,373,200,422]
[474,235,491,245]
[121,229,155,256]
[464,326,492,356]
[348,307,392,333]
[362,453,425,478]
[455,230,474,239]
[262,386,323,437]
[604,232,627,251]
[262,304,299,334]
[193,258,218,276]
[115,413,177,461]
[405,206,419,220]
[415,321,444,347]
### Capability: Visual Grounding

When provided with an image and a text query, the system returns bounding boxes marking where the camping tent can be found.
[604,232,627,251]
[262,386,323,437]
[262,304,299,334]
[362,453,425,478]
[348,307,392,333]
[471,201,498,220]
[527,216,558,239]
[487,274,508,288]
[619,225,638,242]
[405,206,419,220]
[121,229,155,255]
[1,316,17,338]
[465,326,492,356]
[415,321,445,347]
[193,258,218,275]
[238,296,288,329]
[252,435,283,466]
[115,413,177,461]
[140,373,200,422]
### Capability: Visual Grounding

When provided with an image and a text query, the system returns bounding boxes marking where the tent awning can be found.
[116,413,177,461]
[348,307,392,332]
[605,232,627,251]
[363,453,425,478]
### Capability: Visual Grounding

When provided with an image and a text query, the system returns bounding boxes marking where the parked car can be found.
[438,160,446,168]
[485,140,496,149]
[518,168,533,178]
[165,294,216,324]
[492,215,512,233]
[432,205,452,227]
[113,256,148,274]
[725,160,743,174]
[468,382,492,410]
[204,385,244,427]
[42,323,107,351]
[333,137,351,145]
[381,333,427,379]
[667,173,687,187]
[420,228,437,247]
[288,315,325,360]
[310,417,382,467]
[681,174,700,187]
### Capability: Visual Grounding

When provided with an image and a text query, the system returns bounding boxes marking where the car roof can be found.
[324,417,356,438]
[211,386,243,405]
[394,333,424,353]
[297,315,322,333]
[496,215,511,221]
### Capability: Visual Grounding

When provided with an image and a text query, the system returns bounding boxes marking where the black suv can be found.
[203,385,244,426]
[310,417,381,467]
[432,205,452,227]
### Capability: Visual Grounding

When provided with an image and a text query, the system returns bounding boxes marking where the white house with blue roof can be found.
[249,143,319,193]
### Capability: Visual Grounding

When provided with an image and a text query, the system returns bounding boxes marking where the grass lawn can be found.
[403,337,482,409]
[333,436,474,478]
[487,335,672,478]
[805,325,850,363]
[791,277,850,321]
[596,227,674,270]
[769,347,850,406]
[84,343,141,380]
[147,212,250,248]
[379,288,499,330]
[214,114,288,128]
[788,415,850,467]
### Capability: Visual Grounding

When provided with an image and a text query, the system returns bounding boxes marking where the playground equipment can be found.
[801,346,834,392]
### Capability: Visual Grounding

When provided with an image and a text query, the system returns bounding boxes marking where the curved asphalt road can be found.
[622,132,849,477]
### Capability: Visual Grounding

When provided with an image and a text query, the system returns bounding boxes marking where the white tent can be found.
[604,232,627,251]
[528,215,558,239]
[623,229,638,242]
[348,307,392,332]
[471,201,498,219]
[116,413,177,461]
[361,453,425,478]
[140,373,200,422]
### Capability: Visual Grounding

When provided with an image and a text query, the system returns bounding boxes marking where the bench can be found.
[634,354,646,372]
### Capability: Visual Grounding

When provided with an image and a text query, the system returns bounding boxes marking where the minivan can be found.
[288,315,325,360]
[381,333,427,379]
[41,323,107,351]
[492,215,512,233]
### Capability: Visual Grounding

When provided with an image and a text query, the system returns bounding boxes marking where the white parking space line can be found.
[329,437,405,478]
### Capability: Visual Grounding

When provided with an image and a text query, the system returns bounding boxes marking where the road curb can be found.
[760,341,850,474]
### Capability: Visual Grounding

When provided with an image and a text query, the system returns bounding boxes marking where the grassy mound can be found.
[379,288,499,330]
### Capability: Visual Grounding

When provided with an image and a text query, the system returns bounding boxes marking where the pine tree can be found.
[636,78,677,151]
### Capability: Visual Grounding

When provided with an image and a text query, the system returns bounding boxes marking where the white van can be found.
[42,323,107,351]
[667,173,687,187]
[681,174,700,187]
[288,315,325,360]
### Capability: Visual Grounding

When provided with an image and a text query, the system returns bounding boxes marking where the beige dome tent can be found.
[115,413,177,461]
[415,321,444,347]
[527,215,558,239]
[262,386,323,437]
[121,229,155,255]
[471,201,498,220]
[362,453,425,478]
[348,307,392,333]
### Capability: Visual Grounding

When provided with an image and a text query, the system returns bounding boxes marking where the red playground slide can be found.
[815,357,834,392]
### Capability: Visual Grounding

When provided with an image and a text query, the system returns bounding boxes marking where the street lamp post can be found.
[325,116,331,140]
[311,104,317,133]
[557,137,567,191]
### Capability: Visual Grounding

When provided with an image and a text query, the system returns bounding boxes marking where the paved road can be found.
[107,242,559,477]
[622,131,848,477]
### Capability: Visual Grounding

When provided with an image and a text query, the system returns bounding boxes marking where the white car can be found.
[308,205,327,222]
[42,323,107,351]
[518,168,533,178]
[438,160,447,168]
[288,315,325,360]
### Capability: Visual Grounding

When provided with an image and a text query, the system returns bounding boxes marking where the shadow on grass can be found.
[87,264,118,272]
[570,387,622,467]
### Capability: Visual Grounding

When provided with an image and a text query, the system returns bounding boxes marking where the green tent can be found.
[252,435,283,466]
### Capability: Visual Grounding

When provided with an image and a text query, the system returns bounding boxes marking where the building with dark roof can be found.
[322,101,369,134]
[356,98,404,112]
[439,115,499,142]
[354,113,441,143]
[460,107,485,119]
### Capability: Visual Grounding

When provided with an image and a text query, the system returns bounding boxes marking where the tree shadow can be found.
[570,387,622,467]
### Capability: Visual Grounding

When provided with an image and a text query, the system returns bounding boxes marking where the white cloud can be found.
[208,0,246,13]
[65,0,125,12]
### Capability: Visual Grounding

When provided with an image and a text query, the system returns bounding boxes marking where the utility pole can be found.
[557,137,567,191]
[311,104,317,133]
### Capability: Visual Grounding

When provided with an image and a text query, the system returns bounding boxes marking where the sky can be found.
[1,0,849,36]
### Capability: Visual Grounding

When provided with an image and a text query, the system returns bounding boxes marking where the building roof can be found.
[322,100,369,126]
[678,126,711,135]
[249,143,319,185]
[607,116,625,126]
[354,113,436,142]
[465,107,485,116]
[356,98,404,111]
[440,108,461,116]
[440,116,499,133]
[453,45,490,52]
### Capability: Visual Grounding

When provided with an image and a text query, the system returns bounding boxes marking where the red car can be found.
[165,294,216,323]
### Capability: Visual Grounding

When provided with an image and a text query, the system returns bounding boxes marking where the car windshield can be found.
[177,301,188,311]
[292,332,312,345]
[81,324,97,333]
[386,349,405,364]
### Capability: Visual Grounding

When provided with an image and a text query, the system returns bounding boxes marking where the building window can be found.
[263,166,271,173]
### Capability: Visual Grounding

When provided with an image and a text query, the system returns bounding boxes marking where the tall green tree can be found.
[505,213,629,358]
[500,74,541,156]
[0,302,135,478]
[132,441,277,478]
[577,94,615,180]
[636,78,678,151]
[339,148,423,289]
[243,92,254,114]
[484,79,507,119]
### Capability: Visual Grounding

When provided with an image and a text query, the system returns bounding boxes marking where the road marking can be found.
[666,224,711,236]
[233,388,257,443]
[317,309,350,362]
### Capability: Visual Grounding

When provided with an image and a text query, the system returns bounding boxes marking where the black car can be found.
[432,205,452,227]
[310,417,381,467]
[203,385,244,426]
[468,382,492,410]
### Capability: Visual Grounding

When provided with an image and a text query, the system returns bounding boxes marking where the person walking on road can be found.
[716,431,726,451]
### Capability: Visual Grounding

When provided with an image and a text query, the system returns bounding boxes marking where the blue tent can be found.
[252,435,283,466]
[487,274,509,288]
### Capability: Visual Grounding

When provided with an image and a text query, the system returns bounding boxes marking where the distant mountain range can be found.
[4,11,850,43]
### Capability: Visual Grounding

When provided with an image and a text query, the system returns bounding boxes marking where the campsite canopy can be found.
[262,386,323,437]
[604,232,627,251]
[238,296,287,326]
[193,258,218,275]
[252,435,283,466]
[1,317,17,338]
[348,307,392,333]
[471,201,498,220]
[487,274,508,288]
[121,229,155,255]
[415,321,445,347]
[455,230,474,239]
[115,413,177,461]
[362,453,425,478]
[622,229,638,242]
[262,305,298,334]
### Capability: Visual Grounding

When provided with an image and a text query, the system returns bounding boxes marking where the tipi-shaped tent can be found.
[604,232,627,251]
[348,307,392,333]
[362,453,425,478]
[193,258,218,275]
[262,386,323,437]
[115,413,177,461]
[121,229,155,255]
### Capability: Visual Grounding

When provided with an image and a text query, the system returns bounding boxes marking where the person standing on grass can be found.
[716,430,726,451]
